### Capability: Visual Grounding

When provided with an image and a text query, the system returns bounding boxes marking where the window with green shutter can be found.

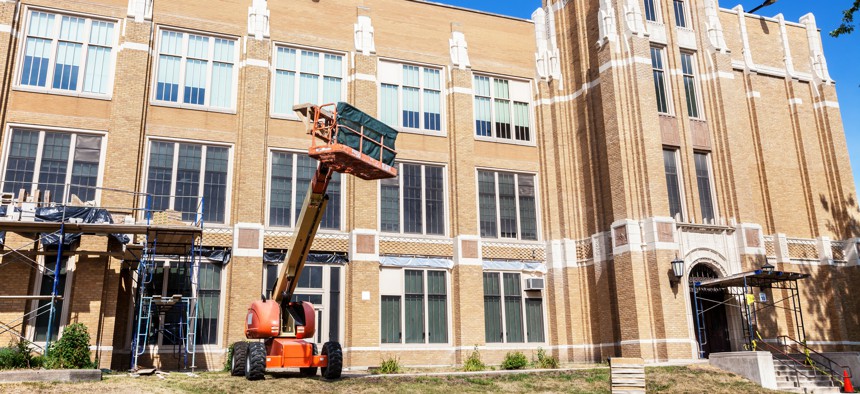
[525,298,545,343]
[404,270,425,343]
[381,269,449,345]
[427,271,447,343]
[381,295,401,343]
[483,272,503,343]
[503,273,524,343]
[483,271,545,344]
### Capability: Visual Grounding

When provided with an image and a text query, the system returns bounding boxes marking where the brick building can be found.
[0,0,857,371]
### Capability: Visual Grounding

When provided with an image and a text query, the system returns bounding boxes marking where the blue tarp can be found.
[35,206,130,246]
[336,102,398,166]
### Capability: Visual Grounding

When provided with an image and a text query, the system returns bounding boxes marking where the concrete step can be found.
[776,380,839,389]
[780,388,842,394]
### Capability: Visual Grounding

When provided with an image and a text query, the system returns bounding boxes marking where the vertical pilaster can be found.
[451,235,482,362]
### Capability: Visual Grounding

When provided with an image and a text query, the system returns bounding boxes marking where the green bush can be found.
[45,323,94,369]
[223,342,235,372]
[501,351,528,370]
[377,356,402,374]
[462,346,486,372]
[531,347,559,369]
[0,339,39,370]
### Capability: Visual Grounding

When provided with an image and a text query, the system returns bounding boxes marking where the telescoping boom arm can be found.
[271,164,334,304]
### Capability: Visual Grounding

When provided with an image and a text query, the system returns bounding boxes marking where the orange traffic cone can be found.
[845,369,855,393]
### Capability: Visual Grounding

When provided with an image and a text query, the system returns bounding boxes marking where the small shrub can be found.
[531,347,559,369]
[377,356,402,374]
[0,339,39,370]
[45,323,94,369]
[462,346,486,372]
[501,351,528,370]
[223,342,235,372]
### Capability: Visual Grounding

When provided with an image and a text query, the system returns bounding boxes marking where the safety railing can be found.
[777,335,851,387]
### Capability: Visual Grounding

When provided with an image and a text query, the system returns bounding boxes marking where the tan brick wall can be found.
[0,0,856,372]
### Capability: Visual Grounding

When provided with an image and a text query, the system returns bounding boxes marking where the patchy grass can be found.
[0,364,778,393]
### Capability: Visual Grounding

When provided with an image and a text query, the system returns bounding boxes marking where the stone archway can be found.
[688,263,732,357]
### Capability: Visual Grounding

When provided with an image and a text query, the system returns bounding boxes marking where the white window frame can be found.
[650,46,674,116]
[673,0,691,30]
[150,27,239,113]
[475,167,542,242]
[269,43,347,121]
[680,51,705,120]
[264,149,346,232]
[482,270,548,346]
[143,259,226,351]
[262,261,345,346]
[663,148,688,222]
[379,267,453,347]
[377,59,447,136]
[693,151,719,224]
[0,124,108,204]
[377,161,449,238]
[472,73,536,147]
[14,6,119,99]
[26,255,75,346]
[643,0,663,23]
[141,137,234,225]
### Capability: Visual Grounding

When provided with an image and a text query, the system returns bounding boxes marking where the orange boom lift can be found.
[230,102,398,380]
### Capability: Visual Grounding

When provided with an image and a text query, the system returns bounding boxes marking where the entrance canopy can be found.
[695,269,810,289]
[690,269,810,358]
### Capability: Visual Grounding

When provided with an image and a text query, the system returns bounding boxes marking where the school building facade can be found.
[0,0,857,371]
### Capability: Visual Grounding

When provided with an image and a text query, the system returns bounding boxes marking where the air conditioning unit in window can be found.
[524,278,544,291]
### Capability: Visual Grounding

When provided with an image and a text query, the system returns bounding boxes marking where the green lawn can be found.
[0,365,779,393]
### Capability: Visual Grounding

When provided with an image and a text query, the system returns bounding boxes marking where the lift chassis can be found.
[230,102,397,380]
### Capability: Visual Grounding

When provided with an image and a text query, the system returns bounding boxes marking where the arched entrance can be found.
[689,263,731,357]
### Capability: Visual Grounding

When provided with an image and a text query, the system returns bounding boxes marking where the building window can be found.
[263,261,342,345]
[380,163,446,235]
[644,0,658,22]
[153,30,236,110]
[380,269,448,344]
[2,128,103,204]
[144,261,222,346]
[694,152,716,222]
[680,52,701,119]
[378,62,442,132]
[477,170,538,240]
[268,151,342,230]
[19,10,116,95]
[145,141,230,224]
[663,149,684,220]
[31,256,70,343]
[272,47,343,116]
[650,47,670,114]
[483,272,544,343]
[473,76,532,143]
[673,0,687,28]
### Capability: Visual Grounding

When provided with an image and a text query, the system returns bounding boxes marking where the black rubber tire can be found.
[320,341,342,380]
[299,343,319,377]
[230,342,248,377]
[245,342,266,381]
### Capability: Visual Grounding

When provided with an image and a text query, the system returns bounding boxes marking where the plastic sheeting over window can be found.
[35,206,129,246]
[379,256,454,269]
[263,250,348,265]
[482,260,547,274]
[194,247,231,265]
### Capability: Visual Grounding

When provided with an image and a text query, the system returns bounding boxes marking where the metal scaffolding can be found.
[690,269,810,358]
[0,185,203,372]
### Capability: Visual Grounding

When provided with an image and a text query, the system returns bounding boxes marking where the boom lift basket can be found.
[294,102,399,180]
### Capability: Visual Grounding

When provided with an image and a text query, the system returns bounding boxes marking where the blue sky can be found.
[436,0,860,200]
